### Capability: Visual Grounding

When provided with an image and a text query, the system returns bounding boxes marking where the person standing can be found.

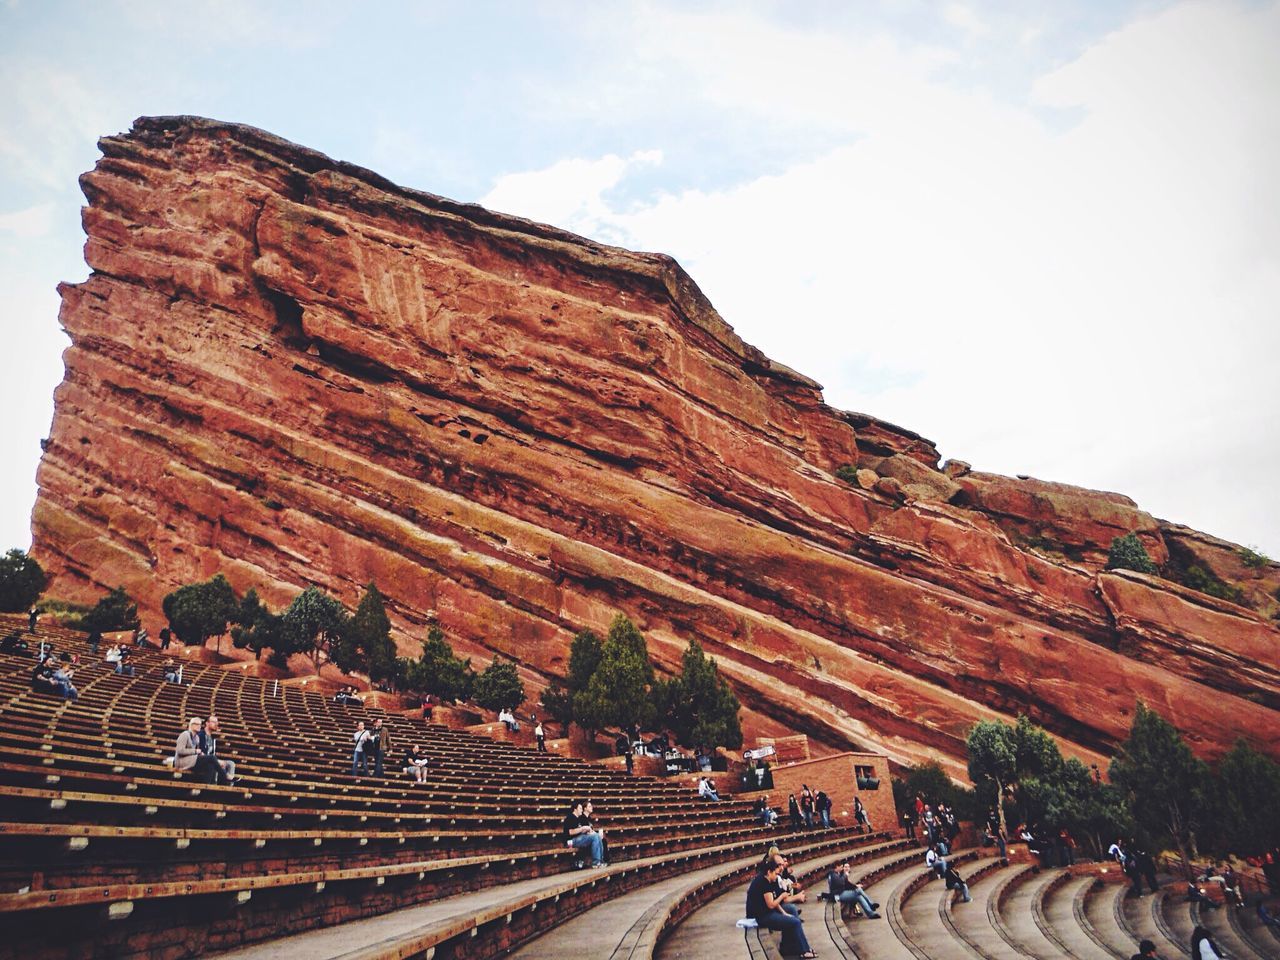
[535,719,546,752]
[902,807,916,840]
[371,718,391,777]
[799,784,815,829]
[159,626,172,651]
[352,720,372,776]
[27,607,37,633]
[854,796,871,833]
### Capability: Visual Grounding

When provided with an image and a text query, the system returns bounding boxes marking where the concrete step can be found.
[1038,872,1115,960]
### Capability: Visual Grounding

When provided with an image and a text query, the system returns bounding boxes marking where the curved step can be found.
[1079,878,1138,960]
[1037,873,1114,960]
[946,861,1034,960]
[838,852,934,960]
[1234,898,1280,959]
[997,866,1071,959]
[1118,887,1183,959]
[1197,898,1269,960]
[1157,887,1198,956]
[904,854,1006,960]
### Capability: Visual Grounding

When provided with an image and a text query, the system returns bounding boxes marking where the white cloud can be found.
[482,149,663,244]
[0,203,54,238]
[945,3,990,39]
[483,1,1280,555]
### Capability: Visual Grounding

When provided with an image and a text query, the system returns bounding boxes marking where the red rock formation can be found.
[31,117,1280,782]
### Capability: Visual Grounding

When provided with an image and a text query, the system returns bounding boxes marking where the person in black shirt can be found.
[562,800,604,868]
[1131,938,1159,960]
[745,854,815,959]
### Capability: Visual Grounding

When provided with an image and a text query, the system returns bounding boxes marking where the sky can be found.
[1,0,1278,560]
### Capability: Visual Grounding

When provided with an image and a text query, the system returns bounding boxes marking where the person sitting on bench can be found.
[403,744,429,783]
[698,776,721,801]
[746,853,817,959]
[202,714,236,784]
[562,800,605,868]
[828,861,880,918]
[0,631,29,655]
[175,717,221,783]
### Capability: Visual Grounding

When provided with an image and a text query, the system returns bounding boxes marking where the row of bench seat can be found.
[0,617,863,958]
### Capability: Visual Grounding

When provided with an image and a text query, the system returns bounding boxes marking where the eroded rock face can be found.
[31,117,1280,778]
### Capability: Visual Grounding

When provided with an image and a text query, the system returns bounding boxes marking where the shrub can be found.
[0,549,46,613]
[1238,545,1271,569]
[1180,564,1245,605]
[1106,533,1157,574]
[834,464,859,485]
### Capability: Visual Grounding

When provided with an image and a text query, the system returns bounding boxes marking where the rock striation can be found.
[31,117,1280,779]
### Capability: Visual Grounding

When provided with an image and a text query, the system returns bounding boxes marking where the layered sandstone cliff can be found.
[31,117,1280,778]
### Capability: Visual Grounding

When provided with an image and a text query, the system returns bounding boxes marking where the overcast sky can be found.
[2,0,1277,561]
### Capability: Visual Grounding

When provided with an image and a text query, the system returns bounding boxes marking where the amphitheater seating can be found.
[0,615,866,959]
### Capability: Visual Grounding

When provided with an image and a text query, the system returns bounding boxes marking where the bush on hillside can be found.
[1106,533,1157,574]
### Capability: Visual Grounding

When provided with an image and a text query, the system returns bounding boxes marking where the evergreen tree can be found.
[1109,702,1209,868]
[162,574,238,650]
[1214,739,1280,855]
[538,628,602,736]
[347,583,398,685]
[1107,533,1158,574]
[229,589,283,662]
[567,629,603,693]
[473,656,526,712]
[539,680,575,733]
[79,586,140,634]
[404,627,474,703]
[280,586,348,673]
[660,638,743,750]
[0,549,46,613]
[574,614,655,735]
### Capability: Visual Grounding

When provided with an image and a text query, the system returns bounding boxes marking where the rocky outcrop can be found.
[30,117,1280,780]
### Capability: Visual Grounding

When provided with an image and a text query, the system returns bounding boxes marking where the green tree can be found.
[346,583,398,685]
[968,716,1072,833]
[1109,702,1209,869]
[1106,533,1158,574]
[967,720,1018,835]
[473,656,526,712]
[539,680,574,733]
[404,627,474,703]
[280,586,348,673]
[567,629,603,693]
[540,628,603,736]
[162,574,238,650]
[574,614,656,735]
[0,549,47,613]
[79,586,140,634]
[230,589,283,662]
[659,638,743,750]
[1214,739,1280,855]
